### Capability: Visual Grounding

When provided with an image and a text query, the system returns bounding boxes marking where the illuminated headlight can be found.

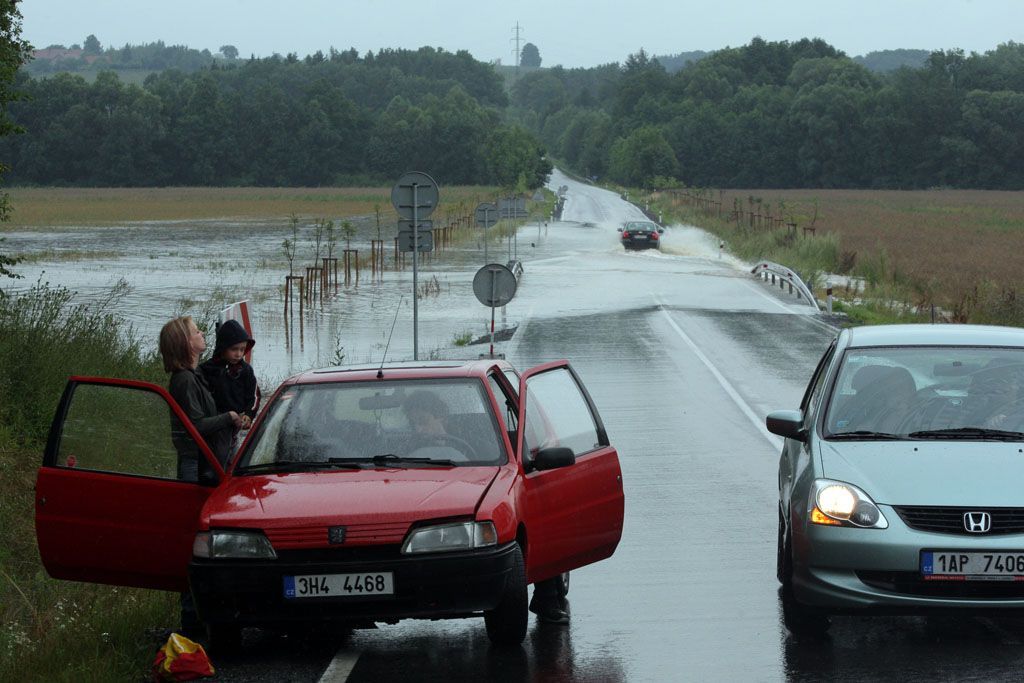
[810,479,888,529]
[192,530,277,559]
[401,521,498,555]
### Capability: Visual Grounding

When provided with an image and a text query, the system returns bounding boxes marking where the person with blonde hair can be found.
[159,316,242,482]
[159,315,243,639]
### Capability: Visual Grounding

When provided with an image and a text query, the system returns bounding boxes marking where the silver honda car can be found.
[769,324,1024,633]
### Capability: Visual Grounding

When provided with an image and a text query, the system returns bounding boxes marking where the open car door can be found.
[35,377,224,592]
[517,361,624,584]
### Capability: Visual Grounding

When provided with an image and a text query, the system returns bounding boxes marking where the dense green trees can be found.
[511,38,1024,189]
[2,47,551,188]
[0,0,30,284]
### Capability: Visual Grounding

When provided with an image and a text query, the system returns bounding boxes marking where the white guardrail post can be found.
[750,261,821,312]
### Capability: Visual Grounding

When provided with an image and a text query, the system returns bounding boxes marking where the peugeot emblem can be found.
[964,511,991,533]
[328,526,347,544]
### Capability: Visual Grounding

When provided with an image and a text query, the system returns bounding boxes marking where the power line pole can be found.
[511,22,523,74]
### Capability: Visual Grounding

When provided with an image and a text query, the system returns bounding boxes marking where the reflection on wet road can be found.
[16,170,1024,680]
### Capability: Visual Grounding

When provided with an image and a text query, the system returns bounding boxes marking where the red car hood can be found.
[202,467,499,548]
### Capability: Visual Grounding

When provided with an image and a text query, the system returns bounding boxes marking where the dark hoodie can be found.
[199,319,261,420]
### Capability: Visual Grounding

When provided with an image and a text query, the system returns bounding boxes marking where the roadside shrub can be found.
[0,280,164,446]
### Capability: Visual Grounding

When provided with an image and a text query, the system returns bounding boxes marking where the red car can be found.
[35,359,624,646]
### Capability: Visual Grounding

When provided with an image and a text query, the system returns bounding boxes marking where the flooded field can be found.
[2,214,551,388]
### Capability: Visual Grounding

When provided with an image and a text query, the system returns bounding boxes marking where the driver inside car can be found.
[402,390,469,460]
[404,389,449,438]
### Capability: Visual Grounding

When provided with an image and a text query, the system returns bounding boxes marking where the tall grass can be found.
[649,188,1024,326]
[0,281,173,682]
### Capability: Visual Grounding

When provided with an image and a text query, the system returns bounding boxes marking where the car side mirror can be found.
[766,410,806,441]
[657,228,665,234]
[533,447,575,471]
[616,227,623,232]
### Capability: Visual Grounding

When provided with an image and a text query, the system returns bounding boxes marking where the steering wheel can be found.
[409,433,477,459]
[893,395,963,433]
[973,396,1024,431]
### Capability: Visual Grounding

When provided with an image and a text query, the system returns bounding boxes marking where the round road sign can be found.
[473,264,517,307]
[474,202,499,228]
[391,171,439,220]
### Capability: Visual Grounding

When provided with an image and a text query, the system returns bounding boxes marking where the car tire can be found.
[555,571,570,598]
[777,511,831,636]
[206,622,242,654]
[780,586,831,637]
[777,507,791,585]
[484,544,528,646]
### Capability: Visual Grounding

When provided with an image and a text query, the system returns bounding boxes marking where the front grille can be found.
[274,544,404,563]
[265,521,410,549]
[894,506,1024,535]
[858,571,1024,599]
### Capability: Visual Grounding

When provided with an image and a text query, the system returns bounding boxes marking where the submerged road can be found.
[214,171,1024,681]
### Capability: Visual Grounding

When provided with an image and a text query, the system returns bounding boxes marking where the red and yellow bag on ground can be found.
[152,633,216,681]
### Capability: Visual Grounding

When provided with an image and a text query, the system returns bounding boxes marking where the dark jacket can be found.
[198,319,260,419]
[168,367,235,478]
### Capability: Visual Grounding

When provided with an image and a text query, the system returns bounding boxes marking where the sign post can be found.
[474,202,498,264]
[392,172,439,360]
[473,264,517,358]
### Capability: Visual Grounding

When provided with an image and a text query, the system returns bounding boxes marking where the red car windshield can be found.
[239,378,508,469]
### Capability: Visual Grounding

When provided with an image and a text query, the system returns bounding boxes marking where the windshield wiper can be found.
[828,430,906,440]
[354,453,457,467]
[907,427,1024,441]
[236,459,365,474]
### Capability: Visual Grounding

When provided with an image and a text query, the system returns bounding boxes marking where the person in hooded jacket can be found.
[159,316,242,480]
[199,319,261,449]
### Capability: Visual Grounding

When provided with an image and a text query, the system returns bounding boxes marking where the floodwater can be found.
[3,212,550,386]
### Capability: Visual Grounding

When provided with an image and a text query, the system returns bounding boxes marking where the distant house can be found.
[32,48,84,61]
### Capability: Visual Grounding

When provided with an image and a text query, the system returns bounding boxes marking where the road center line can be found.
[318,649,361,683]
[656,299,783,452]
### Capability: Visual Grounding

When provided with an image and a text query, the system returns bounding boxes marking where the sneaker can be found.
[535,607,570,625]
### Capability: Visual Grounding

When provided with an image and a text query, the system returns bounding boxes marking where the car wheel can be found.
[484,544,527,646]
[777,507,791,585]
[555,571,570,598]
[777,511,831,636]
[205,622,242,654]
[780,587,831,637]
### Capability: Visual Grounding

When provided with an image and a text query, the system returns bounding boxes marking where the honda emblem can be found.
[964,512,991,533]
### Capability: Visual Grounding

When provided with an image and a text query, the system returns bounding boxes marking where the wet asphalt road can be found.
[20,171,1024,680]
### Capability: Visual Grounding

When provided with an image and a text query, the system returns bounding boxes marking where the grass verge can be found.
[0,282,174,682]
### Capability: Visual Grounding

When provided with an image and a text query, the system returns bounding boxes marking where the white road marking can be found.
[656,298,784,451]
[318,649,361,683]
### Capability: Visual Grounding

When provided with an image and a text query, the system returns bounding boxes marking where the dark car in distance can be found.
[618,221,663,250]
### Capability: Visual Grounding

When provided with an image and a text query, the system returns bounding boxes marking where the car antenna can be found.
[378,295,403,379]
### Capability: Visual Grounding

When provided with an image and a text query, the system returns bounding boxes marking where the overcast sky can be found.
[20,0,1024,68]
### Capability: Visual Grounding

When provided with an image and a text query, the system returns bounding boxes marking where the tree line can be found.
[510,38,1024,190]
[1,47,551,188]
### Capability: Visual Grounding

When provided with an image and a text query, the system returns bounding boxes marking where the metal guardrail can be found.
[750,261,820,312]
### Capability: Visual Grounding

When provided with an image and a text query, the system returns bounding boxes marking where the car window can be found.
[801,344,836,422]
[824,346,1024,436]
[55,384,184,480]
[523,367,601,457]
[241,378,507,468]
